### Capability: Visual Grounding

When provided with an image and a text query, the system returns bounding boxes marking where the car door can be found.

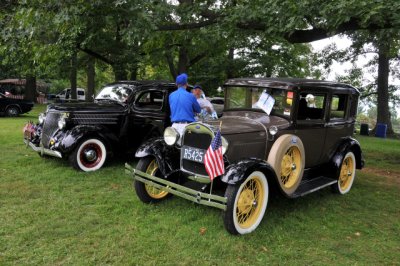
[126,87,170,149]
[294,89,329,168]
[322,92,354,162]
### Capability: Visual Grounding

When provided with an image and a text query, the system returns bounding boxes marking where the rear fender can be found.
[221,158,278,186]
[328,137,364,178]
[57,125,117,154]
[135,137,180,175]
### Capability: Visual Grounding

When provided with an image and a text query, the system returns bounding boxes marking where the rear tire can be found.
[332,151,356,194]
[134,157,170,203]
[6,106,20,117]
[223,171,269,235]
[69,138,107,172]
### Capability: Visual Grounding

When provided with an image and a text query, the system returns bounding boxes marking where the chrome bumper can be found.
[125,163,227,210]
[24,139,62,158]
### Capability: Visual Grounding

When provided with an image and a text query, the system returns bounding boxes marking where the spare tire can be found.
[267,134,305,195]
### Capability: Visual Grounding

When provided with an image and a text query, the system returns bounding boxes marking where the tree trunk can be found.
[86,56,95,102]
[177,46,189,74]
[24,76,36,103]
[130,65,138,80]
[227,48,235,79]
[70,50,78,100]
[113,64,128,81]
[374,42,394,135]
[165,51,177,79]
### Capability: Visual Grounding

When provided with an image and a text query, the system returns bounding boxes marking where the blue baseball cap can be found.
[193,84,202,90]
[176,73,188,85]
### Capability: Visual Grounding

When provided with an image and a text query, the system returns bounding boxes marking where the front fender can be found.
[329,137,364,178]
[56,125,118,154]
[221,158,277,185]
[135,137,180,175]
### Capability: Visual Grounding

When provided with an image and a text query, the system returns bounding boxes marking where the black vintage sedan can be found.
[24,81,178,171]
[0,93,34,116]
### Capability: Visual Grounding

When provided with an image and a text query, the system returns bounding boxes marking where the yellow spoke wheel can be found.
[134,157,171,203]
[280,146,302,189]
[333,151,356,195]
[224,171,269,235]
[144,160,169,199]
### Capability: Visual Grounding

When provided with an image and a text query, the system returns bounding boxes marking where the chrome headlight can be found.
[221,136,229,155]
[268,126,278,136]
[38,113,46,124]
[58,117,66,130]
[164,127,179,146]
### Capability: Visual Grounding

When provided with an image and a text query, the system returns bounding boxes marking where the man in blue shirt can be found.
[169,73,201,137]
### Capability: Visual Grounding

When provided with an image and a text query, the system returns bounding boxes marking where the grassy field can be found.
[1,105,399,265]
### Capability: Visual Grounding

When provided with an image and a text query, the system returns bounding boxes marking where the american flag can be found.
[204,129,225,181]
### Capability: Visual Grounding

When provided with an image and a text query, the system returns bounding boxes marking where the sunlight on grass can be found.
[0,105,399,264]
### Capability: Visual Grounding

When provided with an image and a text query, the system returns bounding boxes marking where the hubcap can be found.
[280,146,301,188]
[84,149,97,162]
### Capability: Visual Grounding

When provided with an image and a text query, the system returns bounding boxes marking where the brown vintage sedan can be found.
[126,78,364,235]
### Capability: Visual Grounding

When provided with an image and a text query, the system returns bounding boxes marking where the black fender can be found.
[328,137,364,179]
[56,125,118,154]
[221,158,278,186]
[135,137,180,175]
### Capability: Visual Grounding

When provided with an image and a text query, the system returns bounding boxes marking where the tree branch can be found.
[77,44,113,65]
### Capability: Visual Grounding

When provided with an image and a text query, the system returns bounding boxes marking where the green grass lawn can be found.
[1,105,399,265]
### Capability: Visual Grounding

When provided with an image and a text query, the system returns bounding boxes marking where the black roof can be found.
[224,77,359,93]
[106,80,175,87]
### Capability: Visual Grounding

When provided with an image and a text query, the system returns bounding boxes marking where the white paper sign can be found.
[256,92,275,115]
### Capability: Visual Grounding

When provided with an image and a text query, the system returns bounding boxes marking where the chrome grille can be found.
[181,124,213,177]
[41,112,61,148]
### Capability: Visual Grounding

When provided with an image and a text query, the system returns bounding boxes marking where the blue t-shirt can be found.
[169,87,201,123]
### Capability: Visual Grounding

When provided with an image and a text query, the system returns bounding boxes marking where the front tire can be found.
[69,138,107,172]
[6,106,20,117]
[134,157,170,203]
[223,171,269,235]
[332,151,356,194]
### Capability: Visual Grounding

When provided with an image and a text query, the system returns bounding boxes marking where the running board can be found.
[290,176,337,198]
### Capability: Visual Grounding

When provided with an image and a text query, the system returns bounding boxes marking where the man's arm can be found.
[191,95,202,113]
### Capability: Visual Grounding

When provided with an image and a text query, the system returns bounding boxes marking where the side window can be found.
[78,90,84,96]
[297,92,326,120]
[211,99,224,105]
[330,94,348,120]
[135,90,164,110]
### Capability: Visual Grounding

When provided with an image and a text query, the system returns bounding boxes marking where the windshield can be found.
[95,85,133,102]
[225,86,293,117]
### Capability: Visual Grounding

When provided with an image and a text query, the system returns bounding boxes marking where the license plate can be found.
[182,146,205,163]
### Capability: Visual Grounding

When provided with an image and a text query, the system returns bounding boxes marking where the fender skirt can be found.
[221,158,277,185]
[135,138,180,176]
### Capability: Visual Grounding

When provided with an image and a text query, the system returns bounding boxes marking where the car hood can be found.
[206,110,290,135]
[48,101,126,113]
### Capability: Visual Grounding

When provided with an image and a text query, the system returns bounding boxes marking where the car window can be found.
[78,90,84,96]
[297,92,326,120]
[225,86,293,117]
[330,94,348,120]
[134,90,164,110]
[211,99,224,105]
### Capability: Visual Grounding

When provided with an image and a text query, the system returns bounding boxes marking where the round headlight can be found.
[221,136,229,155]
[58,117,66,130]
[268,126,278,136]
[164,127,179,146]
[38,113,46,124]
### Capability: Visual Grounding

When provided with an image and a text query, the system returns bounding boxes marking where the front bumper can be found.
[24,139,62,158]
[125,163,227,210]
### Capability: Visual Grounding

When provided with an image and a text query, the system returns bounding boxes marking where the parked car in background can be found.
[24,81,180,171]
[208,97,224,117]
[127,77,364,235]
[55,88,86,101]
[0,93,34,116]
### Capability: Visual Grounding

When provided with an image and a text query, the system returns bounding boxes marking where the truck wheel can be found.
[267,134,305,196]
[6,106,20,117]
[134,157,170,203]
[69,138,107,171]
[223,171,269,235]
[332,151,356,194]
